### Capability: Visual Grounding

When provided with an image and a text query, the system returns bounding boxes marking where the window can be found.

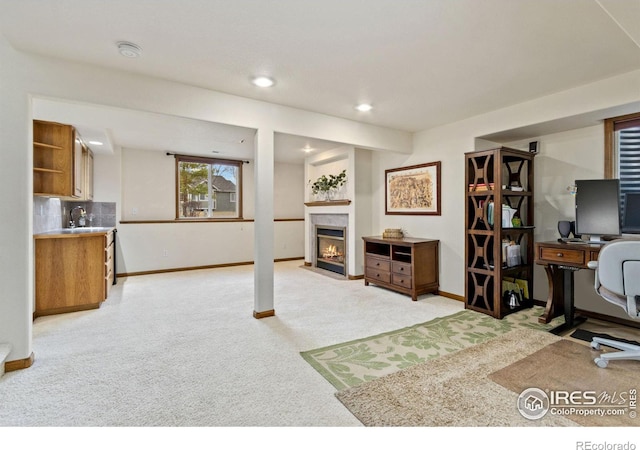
[605,112,640,231]
[176,155,242,219]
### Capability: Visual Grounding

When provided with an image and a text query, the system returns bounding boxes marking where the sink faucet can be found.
[69,206,86,228]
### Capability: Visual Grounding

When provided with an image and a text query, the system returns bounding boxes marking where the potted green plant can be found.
[309,169,347,201]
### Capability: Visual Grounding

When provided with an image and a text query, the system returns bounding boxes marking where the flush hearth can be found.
[315,226,346,276]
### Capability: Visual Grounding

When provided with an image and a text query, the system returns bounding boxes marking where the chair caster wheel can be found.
[594,357,608,368]
[591,341,601,350]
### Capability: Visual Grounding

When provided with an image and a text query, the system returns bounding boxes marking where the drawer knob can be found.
[400,267,404,271]
[557,253,563,257]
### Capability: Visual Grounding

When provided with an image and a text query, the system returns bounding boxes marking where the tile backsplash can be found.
[33,197,117,234]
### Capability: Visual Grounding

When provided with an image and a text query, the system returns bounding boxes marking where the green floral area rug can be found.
[301,306,564,391]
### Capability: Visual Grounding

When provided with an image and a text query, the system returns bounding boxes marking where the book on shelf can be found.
[468,182,494,192]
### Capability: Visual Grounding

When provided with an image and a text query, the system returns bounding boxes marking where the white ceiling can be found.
[31,98,345,163]
[2,0,640,162]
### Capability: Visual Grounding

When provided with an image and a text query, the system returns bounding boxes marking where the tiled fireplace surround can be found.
[309,213,349,277]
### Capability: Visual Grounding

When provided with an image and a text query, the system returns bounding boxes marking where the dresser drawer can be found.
[539,247,585,265]
[105,230,114,247]
[392,273,412,289]
[392,261,411,276]
[105,240,114,263]
[365,267,391,284]
[366,257,391,272]
[105,266,114,297]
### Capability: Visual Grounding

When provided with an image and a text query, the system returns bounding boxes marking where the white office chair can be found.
[587,239,640,368]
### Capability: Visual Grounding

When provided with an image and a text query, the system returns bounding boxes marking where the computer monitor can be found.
[574,179,621,243]
[622,192,640,233]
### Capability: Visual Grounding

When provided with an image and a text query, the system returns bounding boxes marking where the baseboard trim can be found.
[437,290,464,302]
[575,308,640,329]
[253,309,275,319]
[5,352,34,373]
[34,303,101,319]
[119,257,304,278]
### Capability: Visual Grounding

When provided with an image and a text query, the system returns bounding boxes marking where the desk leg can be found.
[563,268,574,328]
[548,267,586,335]
[538,264,564,324]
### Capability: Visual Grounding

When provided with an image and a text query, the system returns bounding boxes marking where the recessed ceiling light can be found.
[252,76,275,88]
[302,146,314,153]
[117,41,142,58]
[88,141,103,146]
[355,103,373,112]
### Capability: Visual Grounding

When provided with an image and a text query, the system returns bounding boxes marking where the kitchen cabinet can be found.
[72,132,83,198]
[33,120,93,200]
[83,144,94,201]
[34,228,116,317]
[362,236,439,301]
[33,120,76,197]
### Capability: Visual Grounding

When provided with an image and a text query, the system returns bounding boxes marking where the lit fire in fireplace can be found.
[322,244,344,262]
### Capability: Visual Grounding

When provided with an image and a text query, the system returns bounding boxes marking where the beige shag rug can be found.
[335,328,578,426]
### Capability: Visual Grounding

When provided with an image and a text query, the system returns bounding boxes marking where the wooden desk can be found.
[534,241,601,332]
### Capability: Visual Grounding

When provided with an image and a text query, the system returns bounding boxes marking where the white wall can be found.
[116,147,305,274]
[0,33,411,364]
[116,220,304,274]
[274,162,305,219]
[121,148,177,220]
[0,37,33,361]
[507,126,632,320]
[353,148,374,274]
[373,70,640,317]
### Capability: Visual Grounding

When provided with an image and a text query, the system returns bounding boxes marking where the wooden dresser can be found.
[362,236,439,301]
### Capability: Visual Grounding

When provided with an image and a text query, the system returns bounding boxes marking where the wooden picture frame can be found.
[385,161,441,215]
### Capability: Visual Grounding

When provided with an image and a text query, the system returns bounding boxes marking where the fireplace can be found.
[315,225,346,276]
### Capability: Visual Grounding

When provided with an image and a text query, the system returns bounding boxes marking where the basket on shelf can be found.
[382,228,404,239]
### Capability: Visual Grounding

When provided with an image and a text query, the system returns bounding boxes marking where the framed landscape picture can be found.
[385,161,441,215]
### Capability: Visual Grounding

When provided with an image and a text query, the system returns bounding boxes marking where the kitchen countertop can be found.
[34,227,116,239]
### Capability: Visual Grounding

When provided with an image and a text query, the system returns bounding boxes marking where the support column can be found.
[253,128,275,318]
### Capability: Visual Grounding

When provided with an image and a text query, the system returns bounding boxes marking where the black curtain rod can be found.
[166,152,249,164]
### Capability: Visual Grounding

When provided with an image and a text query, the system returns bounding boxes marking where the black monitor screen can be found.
[622,192,640,233]
[574,179,621,242]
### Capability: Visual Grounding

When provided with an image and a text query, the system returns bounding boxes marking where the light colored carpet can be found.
[488,339,639,427]
[301,306,564,390]
[0,260,465,426]
[335,328,578,427]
